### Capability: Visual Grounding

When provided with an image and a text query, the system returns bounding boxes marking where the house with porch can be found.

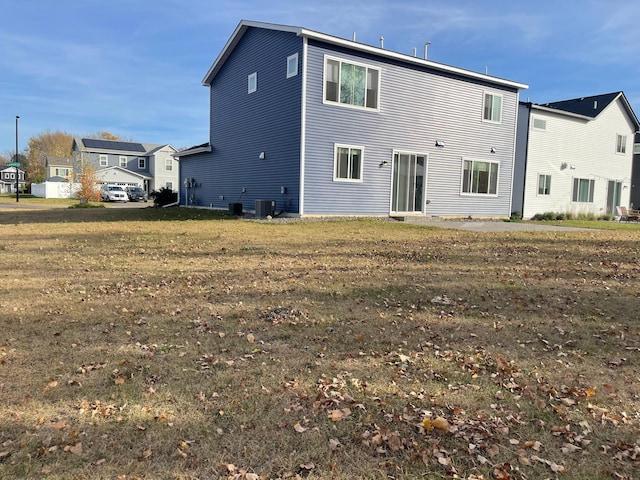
[0,165,26,193]
[175,20,528,217]
[513,92,640,219]
[71,138,179,194]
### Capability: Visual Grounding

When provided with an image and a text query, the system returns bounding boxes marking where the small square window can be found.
[248,72,257,93]
[287,53,298,78]
[533,118,546,130]
[334,145,363,182]
[165,182,173,190]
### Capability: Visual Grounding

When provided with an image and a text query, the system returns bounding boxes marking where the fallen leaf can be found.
[64,442,82,455]
[329,438,341,451]
[329,408,351,422]
[143,448,152,459]
[432,416,450,432]
[247,333,255,343]
[114,375,126,385]
[294,422,308,433]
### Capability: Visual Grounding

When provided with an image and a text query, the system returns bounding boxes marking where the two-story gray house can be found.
[72,138,179,194]
[176,20,528,217]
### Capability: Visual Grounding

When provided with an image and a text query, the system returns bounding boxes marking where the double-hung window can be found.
[616,134,627,154]
[462,159,499,195]
[119,156,127,167]
[572,178,595,203]
[165,158,173,171]
[138,158,146,169]
[99,155,108,167]
[324,57,379,110]
[538,174,551,195]
[482,92,502,123]
[334,145,363,181]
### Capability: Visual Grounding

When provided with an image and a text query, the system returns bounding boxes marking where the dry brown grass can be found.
[1,207,639,479]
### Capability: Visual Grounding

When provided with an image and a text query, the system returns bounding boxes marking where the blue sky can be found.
[2,0,640,156]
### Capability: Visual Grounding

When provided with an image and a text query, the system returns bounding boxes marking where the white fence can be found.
[31,182,81,199]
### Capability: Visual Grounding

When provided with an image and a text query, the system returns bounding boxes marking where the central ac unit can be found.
[255,200,275,218]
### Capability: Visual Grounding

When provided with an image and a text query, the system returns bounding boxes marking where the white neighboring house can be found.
[514,92,640,219]
[71,138,179,194]
[0,165,26,193]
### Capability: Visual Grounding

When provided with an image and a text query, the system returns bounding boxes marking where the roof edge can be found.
[202,20,528,90]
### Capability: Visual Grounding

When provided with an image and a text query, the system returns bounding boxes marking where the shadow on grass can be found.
[0,206,237,224]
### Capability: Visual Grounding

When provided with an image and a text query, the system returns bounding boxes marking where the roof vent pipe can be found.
[352,32,356,42]
[413,47,417,57]
[424,41,431,59]
[594,100,598,109]
[380,36,384,49]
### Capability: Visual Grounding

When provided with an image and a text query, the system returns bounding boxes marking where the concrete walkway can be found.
[402,217,592,232]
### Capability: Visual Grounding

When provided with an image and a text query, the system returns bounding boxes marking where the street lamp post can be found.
[15,115,19,203]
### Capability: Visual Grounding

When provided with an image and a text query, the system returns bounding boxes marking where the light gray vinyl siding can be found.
[303,40,519,217]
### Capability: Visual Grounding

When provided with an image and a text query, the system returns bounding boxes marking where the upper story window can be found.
[616,134,627,154]
[334,144,363,182]
[634,143,640,154]
[482,92,502,123]
[99,155,108,167]
[55,168,70,177]
[538,174,551,195]
[248,72,257,94]
[287,53,298,78]
[119,156,127,167]
[165,158,173,171]
[532,117,546,130]
[462,159,499,195]
[324,57,379,110]
[138,158,146,169]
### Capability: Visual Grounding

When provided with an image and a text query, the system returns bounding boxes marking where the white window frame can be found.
[55,168,70,177]
[461,158,499,196]
[119,156,127,167]
[165,158,173,171]
[323,55,380,111]
[634,143,640,155]
[248,72,257,94]
[287,53,298,78]
[333,144,364,182]
[165,182,173,190]
[572,177,595,203]
[532,117,547,130]
[482,91,502,124]
[138,157,146,169]
[99,155,108,167]
[616,134,627,154]
[538,174,551,195]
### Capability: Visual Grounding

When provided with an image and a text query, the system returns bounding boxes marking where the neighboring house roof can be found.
[72,137,173,156]
[96,166,152,180]
[203,20,528,91]
[173,142,212,158]
[45,156,73,167]
[533,92,640,130]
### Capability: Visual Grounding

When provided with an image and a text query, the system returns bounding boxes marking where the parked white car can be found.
[100,185,128,202]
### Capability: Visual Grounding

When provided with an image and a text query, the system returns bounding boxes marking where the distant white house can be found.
[513,92,640,218]
[0,165,26,193]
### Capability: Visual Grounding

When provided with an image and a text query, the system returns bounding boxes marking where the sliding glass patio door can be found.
[391,152,426,214]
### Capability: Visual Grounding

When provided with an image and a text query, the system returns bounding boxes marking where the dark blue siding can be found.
[181,28,303,213]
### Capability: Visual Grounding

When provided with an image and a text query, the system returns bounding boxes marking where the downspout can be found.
[520,102,532,217]
[298,36,308,216]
